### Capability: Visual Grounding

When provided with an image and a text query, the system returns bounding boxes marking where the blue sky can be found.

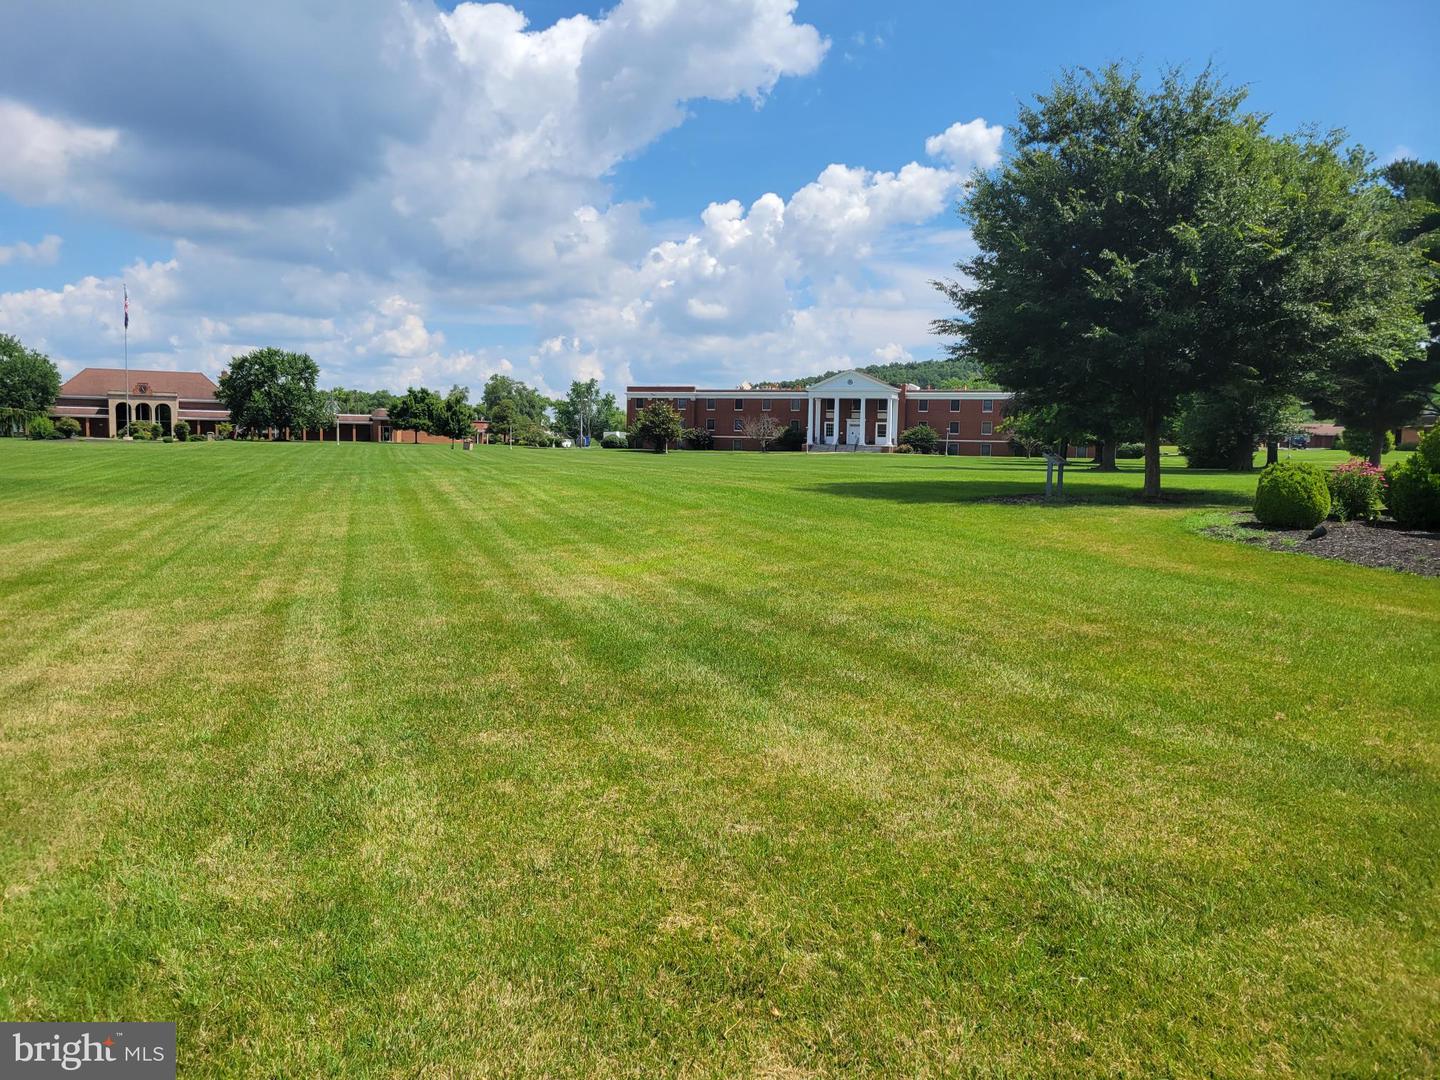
[1,0,1434,396]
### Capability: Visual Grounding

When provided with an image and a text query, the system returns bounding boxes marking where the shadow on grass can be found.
[805,477,1254,509]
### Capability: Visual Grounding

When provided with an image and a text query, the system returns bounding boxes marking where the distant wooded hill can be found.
[772,358,998,390]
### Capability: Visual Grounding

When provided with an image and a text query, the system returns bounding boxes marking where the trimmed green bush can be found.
[899,425,938,454]
[217,423,234,439]
[775,425,806,451]
[53,416,81,439]
[894,444,915,454]
[600,434,624,449]
[173,420,191,441]
[26,415,56,440]
[1254,461,1330,528]
[682,427,714,450]
[1386,429,1440,529]
[1115,442,1144,459]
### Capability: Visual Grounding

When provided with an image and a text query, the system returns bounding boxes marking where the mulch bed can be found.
[1207,514,1440,577]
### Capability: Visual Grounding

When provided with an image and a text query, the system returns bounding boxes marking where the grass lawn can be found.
[1,440,1436,1077]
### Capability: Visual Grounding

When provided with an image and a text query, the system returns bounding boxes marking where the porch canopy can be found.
[804,369,900,447]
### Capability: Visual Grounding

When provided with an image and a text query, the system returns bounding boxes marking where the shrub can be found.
[125,420,160,440]
[161,435,174,443]
[1115,442,1144,459]
[53,416,81,439]
[682,427,714,451]
[26,415,56,439]
[775,425,806,451]
[1385,429,1440,529]
[1254,460,1331,528]
[894,444,915,454]
[1326,460,1386,522]
[217,422,234,439]
[600,433,624,449]
[174,420,191,441]
[1339,427,1395,459]
[899,424,938,454]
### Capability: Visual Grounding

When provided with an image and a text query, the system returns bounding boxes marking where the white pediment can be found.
[805,369,898,394]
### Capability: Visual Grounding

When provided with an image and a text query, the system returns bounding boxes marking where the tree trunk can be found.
[1369,432,1384,468]
[1093,440,1118,471]
[1266,439,1279,466]
[1142,409,1162,500]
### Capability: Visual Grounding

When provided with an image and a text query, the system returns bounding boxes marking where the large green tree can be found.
[216,347,324,438]
[1308,158,1440,464]
[435,385,476,443]
[481,374,551,427]
[389,386,444,443]
[934,65,1431,496]
[0,334,61,436]
[553,378,624,443]
[630,400,683,453]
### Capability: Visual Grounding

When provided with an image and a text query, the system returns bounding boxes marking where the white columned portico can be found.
[832,396,840,445]
[889,393,899,446]
[859,397,867,446]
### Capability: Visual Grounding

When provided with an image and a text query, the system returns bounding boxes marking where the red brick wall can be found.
[900,396,1010,455]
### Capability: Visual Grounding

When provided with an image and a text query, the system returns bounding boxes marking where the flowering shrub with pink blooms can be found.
[1327,460,1387,522]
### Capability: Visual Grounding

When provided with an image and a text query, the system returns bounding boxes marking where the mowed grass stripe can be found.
[0,439,1436,1077]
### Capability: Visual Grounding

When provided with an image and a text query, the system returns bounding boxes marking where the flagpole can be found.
[123,282,131,440]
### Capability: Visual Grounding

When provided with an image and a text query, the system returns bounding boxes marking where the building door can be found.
[845,418,862,445]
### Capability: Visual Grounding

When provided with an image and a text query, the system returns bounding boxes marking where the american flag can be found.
[123,285,129,329]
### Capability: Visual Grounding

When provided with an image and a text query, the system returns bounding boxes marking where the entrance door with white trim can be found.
[845,418,862,445]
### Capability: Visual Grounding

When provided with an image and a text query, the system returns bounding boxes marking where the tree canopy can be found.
[631,400,683,453]
[215,347,325,438]
[553,378,624,442]
[389,386,445,442]
[481,375,552,426]
[0,335,61,435]
[934,65,1432,494]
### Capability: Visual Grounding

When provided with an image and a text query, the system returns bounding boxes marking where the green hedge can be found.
[1254,460,1330,529]
[1386,429,1440,529]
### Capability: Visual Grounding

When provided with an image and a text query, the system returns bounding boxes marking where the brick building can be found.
[627,369,1015,454]
[51,367,418,442]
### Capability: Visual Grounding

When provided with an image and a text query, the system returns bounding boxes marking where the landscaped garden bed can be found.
[1205,513,1440,576]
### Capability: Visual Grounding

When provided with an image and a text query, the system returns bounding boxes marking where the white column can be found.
[832,396,840,444]
[859,397,868,446]
[806,396,815,446]
[890,394,899,445]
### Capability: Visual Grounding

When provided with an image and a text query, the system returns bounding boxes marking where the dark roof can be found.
[59,367,219,399]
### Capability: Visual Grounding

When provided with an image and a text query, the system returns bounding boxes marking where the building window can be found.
[733,418,743,432]
[982,398,994,413]
[762,398,771,411]
[981,420,993,435]
[951,399,960,411]
[917,399,928,412]
[824,421,835,438]
[789,419,800,431]
[948,421,959,434]
[705,418,715,431]
[706,398,716,410]
[734,398,744,410]
[790,398,802,411]
[981,443,993,456]
[675,398,687,408]
[632,398,644,410]
[876,422,888,439]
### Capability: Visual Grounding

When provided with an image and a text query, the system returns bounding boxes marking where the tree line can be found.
[0,336,627,445]
[934,65,1439,497]
[218,352,627,444]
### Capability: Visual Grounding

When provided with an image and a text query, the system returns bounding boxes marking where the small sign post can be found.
[1044,452,1066,499]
